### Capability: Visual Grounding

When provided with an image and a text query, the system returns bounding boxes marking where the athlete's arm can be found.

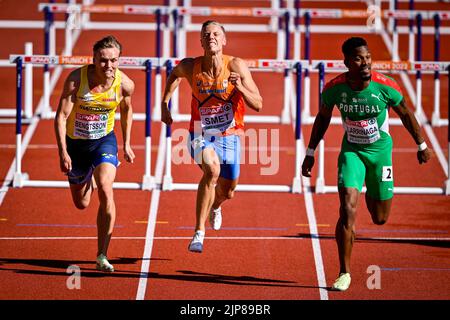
[392,98,432,164]
[120,71,136,164]
[229,57,263,112]
[301,103,333,177]
[161,58,194,125]
[54,69,79,173]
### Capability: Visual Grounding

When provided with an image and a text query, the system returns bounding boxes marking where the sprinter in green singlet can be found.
[301,37,432,291]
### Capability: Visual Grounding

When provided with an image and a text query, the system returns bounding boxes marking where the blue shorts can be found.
[66,132,119,185]
[189,132,241,180]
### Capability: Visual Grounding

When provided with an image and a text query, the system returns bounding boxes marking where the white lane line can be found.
[290,86,329,300]
[302,163,329,300]
[135,124,166,300]
[0,236,313,240]
[3,236,445,241]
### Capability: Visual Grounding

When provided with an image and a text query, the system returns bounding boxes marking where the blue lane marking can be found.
[16,224,124,228]
[359,229,448,234]
[381,267,450,272]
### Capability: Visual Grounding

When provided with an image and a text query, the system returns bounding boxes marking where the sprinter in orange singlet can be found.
[55,36,136,272]
[161,20,263,253]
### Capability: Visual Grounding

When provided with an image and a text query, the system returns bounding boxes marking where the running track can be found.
[0,0,449,309]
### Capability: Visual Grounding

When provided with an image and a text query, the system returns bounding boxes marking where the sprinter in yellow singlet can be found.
[55,36,135,272]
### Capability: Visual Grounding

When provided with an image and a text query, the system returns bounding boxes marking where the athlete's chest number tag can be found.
[199,103,235,133]
[345,117,380,144]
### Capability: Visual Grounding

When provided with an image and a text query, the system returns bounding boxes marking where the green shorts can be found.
[337,136,394,200]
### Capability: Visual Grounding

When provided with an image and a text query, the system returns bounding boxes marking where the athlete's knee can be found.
[371,212,389,225]
[73,198,90,210]
[225,188,235,200]
[339,204,357,228]
[367,197,391,225]
[202,164,220,183]
[96,180,114,202]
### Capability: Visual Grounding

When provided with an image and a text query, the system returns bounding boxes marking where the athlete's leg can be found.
[336,187,360,274]
[212,177,238,209]
[195,148,220,232]
[93,162,117,257]
[366,195,392,225]
[70,179,95,210]
[212,134,240,209]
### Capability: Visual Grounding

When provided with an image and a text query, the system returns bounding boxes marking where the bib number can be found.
[199,103,235,133]
[73,113,108,139]
[345,117,380,144]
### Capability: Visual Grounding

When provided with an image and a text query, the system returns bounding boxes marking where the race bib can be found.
[73,113,108,139]
[344,117,380,144]
[199,103,235,134]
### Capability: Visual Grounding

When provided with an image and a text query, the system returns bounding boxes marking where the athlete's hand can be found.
[301,156,315,177]
[417,148,432,164]
[161,102,173,125]
[59,151,72,174]
[228,72,243,90]
[124,144,135,164]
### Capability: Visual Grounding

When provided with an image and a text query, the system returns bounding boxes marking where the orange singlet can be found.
[189,55,245,136]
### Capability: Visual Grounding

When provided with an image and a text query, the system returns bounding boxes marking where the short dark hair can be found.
[201,20,226,35]
[342,37,367,57]
[93,35,122,55]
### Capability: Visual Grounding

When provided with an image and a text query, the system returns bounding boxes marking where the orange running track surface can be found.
[0,0,449,315]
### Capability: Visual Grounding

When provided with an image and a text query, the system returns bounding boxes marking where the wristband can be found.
[305,148,315,157]
[418,141,427,151]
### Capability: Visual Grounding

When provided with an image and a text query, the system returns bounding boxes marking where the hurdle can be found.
[37,3,177,121]
[0,42,34,123]
[161,59,307,194]
[8,54,177,191]
[311,60,450,195]
[37,3,303,125]
[295,6,450,125]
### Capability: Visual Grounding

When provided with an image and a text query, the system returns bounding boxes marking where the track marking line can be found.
[135,124,166,300]
[289,85,329,300]
[1,236,449,241]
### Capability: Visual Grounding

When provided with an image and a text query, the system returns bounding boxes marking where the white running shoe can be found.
[331,273,351,291]
[188,230,205,253]
[209,207,222,231]
[96,254,114,272]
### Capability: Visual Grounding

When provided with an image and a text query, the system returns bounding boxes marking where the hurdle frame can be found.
[9,54,168,191]
[311,60,450,195]
[161,60,306,194]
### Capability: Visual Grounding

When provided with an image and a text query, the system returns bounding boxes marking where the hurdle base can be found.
[39,106,54,119]
[13,172,29,188]
[445,179,450,196]
[315,178,326,194]
[142,175,156,191]
[292,177,302,194]
[281,108,291,124]
[162,175,173,191]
